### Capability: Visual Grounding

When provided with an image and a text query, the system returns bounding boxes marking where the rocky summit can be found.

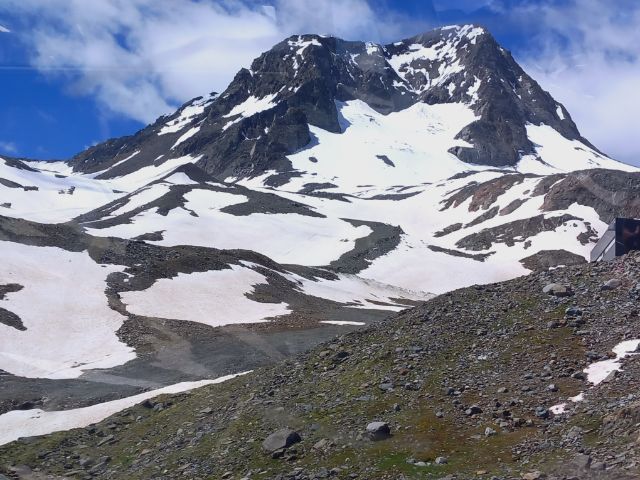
[3,250,640,479]
[0,21,640,480]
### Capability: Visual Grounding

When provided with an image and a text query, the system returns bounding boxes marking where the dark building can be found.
[591,217,640,262]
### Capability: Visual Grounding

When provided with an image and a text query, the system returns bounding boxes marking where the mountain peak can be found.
[69,24,608,182]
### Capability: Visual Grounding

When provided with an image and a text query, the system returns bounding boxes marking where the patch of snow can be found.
[570,392,584,402]
[0,158,121,223]
[109,155,199,191]
[460,25,485,44]
[89,189,371,266]
[584,339,640,385]
[556,105,565,120]
[0,372,250,446]
[285,271,432,311]
[224,94,278,119]
[365,42,380,55]
[388,26,479,93]
[109,183,171,217]
[88,150,140,177]
[284,100,481,193]
[158,95,214,135]
[288,36,322,57]
[550,403,567,415]
[162,172,200,185]
[120,265,290,327]
[0,242,135,379]
[172,125,201,149]
[185,188,247,209]
[467,76,481,103]
[518,124,638,175]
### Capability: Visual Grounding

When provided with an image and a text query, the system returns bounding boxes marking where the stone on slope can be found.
[366,421,391,441]
[262,428,301,453]
[542,283,573,297]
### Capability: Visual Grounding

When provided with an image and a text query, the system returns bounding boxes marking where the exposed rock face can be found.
[520,250,587,271]
[456,214,580,251]
[542,169,640,222]
[68,25,590,181]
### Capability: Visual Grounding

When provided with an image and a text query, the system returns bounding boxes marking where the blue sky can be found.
[0,0,639,165]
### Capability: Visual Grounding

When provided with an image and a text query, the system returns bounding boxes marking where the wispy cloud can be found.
[0,24,10,33]
[0,141,18,154]
[507,0,640,165]
[0,0,427,124]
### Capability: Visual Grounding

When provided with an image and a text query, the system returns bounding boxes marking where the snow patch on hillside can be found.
[585,339,640,385]
[121,266,289,326]
[159,95,214,135]
[283,100,483,194]
[0,242,135,379]
[0,158,120,223]
[223,94,278,130]
[0,372,249,446]
[285,272,433,311]
[88,188,371,266]
[172,125,201,149]
[518,124,637,175]
[109,183,171,217]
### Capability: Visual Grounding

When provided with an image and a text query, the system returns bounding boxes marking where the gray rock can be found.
[465,405,483,416]
[601,278,622,290]
[521,472,544,480]
[97,434,115,446]
[543,283,573,297]
[262,428,302,453]
[535,406,549,418]
[565,306,582,317]
[435,456,448,464]
[366,421,391,441]
[573,454,592,469]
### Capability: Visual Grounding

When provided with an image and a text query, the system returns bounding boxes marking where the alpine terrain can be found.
[1,24,640,479]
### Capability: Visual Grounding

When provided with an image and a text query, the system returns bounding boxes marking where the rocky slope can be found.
[2,250,640,479]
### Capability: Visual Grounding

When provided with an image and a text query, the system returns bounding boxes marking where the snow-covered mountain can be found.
[1,24,639,433]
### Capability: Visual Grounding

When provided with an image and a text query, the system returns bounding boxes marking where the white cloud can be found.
[0,24,10,33]
[1,0,425,124]
[513,0,640,165]
[0,141,18,154]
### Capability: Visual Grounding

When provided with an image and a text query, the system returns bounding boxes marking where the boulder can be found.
[262,428,301,453]
[601,278,622,290]
[465,405,483,416]
[542,283,573,297]
[366,421,391,441]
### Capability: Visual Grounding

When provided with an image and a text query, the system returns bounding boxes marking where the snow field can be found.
[121,265,290,326]
[0,242,135,379]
